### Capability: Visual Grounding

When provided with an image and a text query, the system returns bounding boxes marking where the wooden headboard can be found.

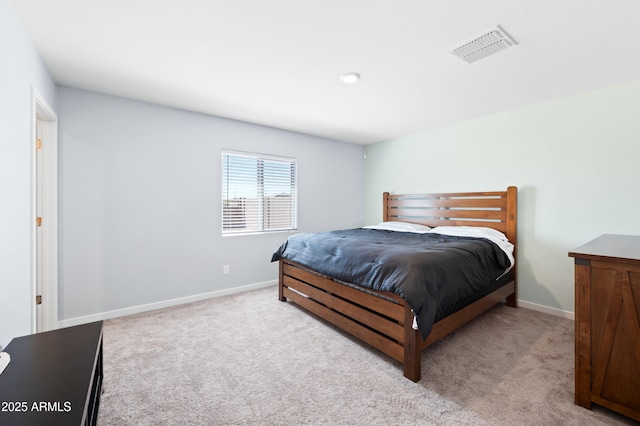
[383,186,518,249]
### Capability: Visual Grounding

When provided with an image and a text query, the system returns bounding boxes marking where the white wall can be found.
[58,86,364,323]
[364,78,640,316]
[0,0,57,348]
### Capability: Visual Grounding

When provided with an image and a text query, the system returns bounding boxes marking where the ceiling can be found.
[10,0,640,145]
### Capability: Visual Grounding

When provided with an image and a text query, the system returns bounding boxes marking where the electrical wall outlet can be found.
[223,265,230,275]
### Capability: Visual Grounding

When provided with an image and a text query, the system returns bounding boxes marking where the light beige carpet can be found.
[98,286,635,425]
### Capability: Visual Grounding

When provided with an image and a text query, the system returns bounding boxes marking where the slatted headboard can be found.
[383,186,518,250]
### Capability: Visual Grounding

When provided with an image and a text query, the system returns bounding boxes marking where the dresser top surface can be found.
[569,234,640,263]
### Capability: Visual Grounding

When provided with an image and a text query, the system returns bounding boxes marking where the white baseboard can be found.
[57,282,575,329]
[58,280,277,329]
[518,299,574,321]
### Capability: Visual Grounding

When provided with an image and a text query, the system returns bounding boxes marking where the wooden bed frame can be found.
[278,187,517,382]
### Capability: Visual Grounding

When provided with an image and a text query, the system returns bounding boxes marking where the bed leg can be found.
[506,280,517,307]
[278,260,286,302]
[403,303,421,382]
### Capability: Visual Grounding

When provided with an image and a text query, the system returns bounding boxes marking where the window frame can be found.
[221,150,298,236]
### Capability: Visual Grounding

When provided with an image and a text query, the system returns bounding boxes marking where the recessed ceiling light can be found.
[340,72,360,84]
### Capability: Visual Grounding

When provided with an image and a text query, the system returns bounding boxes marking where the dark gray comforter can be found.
[271,228,511,340]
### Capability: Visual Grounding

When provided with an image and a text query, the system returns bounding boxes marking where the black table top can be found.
[0,321,103,425]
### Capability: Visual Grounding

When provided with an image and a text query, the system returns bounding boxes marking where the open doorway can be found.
[31,86,58,333]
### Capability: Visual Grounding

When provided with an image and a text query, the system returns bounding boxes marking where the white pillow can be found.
[429,226,509,242]
[428,226,514,270]
[363,221,431,233]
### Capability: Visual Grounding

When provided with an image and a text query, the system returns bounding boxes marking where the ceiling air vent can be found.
[449,25,517,64]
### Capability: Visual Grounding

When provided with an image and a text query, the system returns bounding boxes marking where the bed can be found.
[272,187,517,382]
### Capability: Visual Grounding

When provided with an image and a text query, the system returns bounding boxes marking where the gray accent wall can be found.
[364,78,640,316]
[0,0,57,348]
[58,87,364,322]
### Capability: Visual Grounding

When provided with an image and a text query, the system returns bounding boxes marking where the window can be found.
[222,151,297,235]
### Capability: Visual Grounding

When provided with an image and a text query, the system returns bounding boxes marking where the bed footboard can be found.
[279,258,423,381]
[279,258,515,382]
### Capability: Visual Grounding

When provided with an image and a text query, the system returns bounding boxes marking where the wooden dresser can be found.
[569,235,640,422]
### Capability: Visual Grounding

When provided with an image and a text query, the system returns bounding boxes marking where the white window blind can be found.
[222,151,297,234]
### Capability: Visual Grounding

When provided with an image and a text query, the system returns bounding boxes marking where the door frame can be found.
[30,86,58,333]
